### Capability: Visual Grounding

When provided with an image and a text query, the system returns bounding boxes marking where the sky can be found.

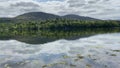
[0,0,120,20]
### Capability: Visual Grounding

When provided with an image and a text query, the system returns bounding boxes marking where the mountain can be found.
[0,18,14,23]
[15,12,60,20]
[15,12,98,20]
[62,14,98,20]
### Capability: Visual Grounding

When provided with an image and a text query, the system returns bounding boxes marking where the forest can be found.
[0,19,120,31]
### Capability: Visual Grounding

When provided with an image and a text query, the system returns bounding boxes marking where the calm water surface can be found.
[0,28,120,68]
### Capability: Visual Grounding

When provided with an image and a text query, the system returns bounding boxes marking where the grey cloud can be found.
[0,1,42,17]
[103,0,110,2]
[103,8,114,11]
[0,0,120,20]
[19,7,40,12]
[87,0,100,4]
[69,3,85,7]
[67,0,80,3]
[85,10,97,13]
[58,11,80,15]
[67,0,86,7]
[82,5,104,9]
[10,2,40,7]
[0,0,10,2]
[56,0,120,20]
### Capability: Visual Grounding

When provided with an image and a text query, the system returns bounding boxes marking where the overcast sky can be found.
[0,0,120,19]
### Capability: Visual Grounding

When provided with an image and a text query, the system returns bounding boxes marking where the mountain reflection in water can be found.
[0,28,120,68]
[0,28,120,44]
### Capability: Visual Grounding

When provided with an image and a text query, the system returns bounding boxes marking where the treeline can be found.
[0,19,120,31]
[1,28,120,44]
[0,28,120,39]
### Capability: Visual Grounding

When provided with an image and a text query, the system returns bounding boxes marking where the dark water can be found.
[0,28,120,68]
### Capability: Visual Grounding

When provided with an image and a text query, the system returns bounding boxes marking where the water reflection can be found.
[0,28,120,44]
[0,32,120,68]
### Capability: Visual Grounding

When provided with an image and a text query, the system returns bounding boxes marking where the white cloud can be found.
[0,0,120,20]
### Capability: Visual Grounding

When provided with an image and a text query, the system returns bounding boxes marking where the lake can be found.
[0,28,120,68]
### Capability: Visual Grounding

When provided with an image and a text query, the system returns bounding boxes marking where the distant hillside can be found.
[0,18,30,23]
[15,12,98,20]
[62,14,98,20]
[15,12,60,20]
[0,18,13,23]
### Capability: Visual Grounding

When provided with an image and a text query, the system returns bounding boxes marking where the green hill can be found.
[15,12,98,20]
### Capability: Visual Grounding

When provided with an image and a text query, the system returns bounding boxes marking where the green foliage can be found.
[0,19,120,44]
[0,27,120,44]
[0,19,120,31]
